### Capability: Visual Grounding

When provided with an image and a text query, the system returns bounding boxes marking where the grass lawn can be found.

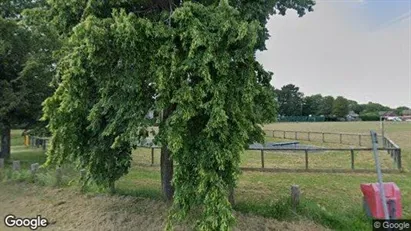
[4,121,411,230]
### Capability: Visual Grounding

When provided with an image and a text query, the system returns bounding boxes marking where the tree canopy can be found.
[274,83,402,120]
[275,84,304,116]
[33,0,314,229]
[0,0,59,159]
[332,96,349,118]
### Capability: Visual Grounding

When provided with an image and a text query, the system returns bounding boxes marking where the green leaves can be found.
[39,0,318,229]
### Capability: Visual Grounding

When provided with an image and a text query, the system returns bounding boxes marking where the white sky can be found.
[256,0,411,108]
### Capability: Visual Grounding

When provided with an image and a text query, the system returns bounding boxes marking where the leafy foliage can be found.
[332,96,349,118]
[42,11,161,189]
[275,84,304,116]
[161,2,266,229]
[40,0,314,229]
[319,96,334,116]
[0,18,31,126]
[1,0,60,159]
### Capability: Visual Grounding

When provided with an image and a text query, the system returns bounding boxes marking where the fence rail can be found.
[264,129,378,146]
[27,134,402,172]
[263,129,402,169]
[382,136,402,169]
[27,136,50,150]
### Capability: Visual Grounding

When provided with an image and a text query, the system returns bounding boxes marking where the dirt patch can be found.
[0,183,327,231]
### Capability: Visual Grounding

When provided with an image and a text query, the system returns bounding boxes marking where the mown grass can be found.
[3,122,411,230]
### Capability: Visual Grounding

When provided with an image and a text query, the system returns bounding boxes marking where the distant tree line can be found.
[274,84,409,121]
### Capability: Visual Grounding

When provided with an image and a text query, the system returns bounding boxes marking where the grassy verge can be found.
[3,122,411,230]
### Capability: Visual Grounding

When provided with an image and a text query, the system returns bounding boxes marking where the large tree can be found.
[319,95,334,116]
[0,18,31,159]
[333,96,349,118]
[276,84,304,116]
[394,106,409,116]
[0,0,59,160]
[41,0,313,229]
[362,102,391,113]
[302,94,322,116]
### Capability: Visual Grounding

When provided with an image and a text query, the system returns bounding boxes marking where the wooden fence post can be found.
[151,147,155,166]
[272,130,275,138]
[56,167,62,186]
[283,131,286,139]
[0,158,4,168]
[30,163,39,175]
[12,161,20,171]
[295,131,297,140]
[305,149,308,170]
[261,149,265,169]
[397,149,402,169]
[291,185,300,211]
[322,133,325,143]
[350,149,355,170]
[359,135,362,146]
[308,132,311,141]
[340,134,342,144]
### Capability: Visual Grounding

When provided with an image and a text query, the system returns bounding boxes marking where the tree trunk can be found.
[161,145,174,201]
[109,181,116,195]
[228,186,235,206]
[160,104,176,202]
[0,124,11,160]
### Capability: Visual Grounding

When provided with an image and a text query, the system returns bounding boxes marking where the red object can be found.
[360,182,402,219]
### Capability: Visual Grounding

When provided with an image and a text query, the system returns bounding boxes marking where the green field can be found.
[4,121,411,230]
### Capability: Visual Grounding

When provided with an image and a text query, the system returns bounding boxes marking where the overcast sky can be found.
[256,0,411,108]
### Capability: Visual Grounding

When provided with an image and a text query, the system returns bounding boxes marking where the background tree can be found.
[275,84,304,116]
[319,95,334,116]
[395,106,410,116]
[302,94,323,116]
[362,102,391,113]
[332,96,349,118]
[0,0,43,19]
[347,100,361,114]
[0,18,31,159]
[0,0,59,159]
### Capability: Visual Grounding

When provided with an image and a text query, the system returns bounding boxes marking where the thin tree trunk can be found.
[228,186,235,206]
[109,181,115,195]
[0,124,11,160]
[161,145,174,201]
[160,104,176,202]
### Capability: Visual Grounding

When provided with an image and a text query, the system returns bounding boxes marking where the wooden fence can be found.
[382,136,402,170]
[27,135,402,172]
[264,129,378,146]
[28,136,50,150]
[248,147,402,171]
[263,130,402,169]
[134,145,402,173]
